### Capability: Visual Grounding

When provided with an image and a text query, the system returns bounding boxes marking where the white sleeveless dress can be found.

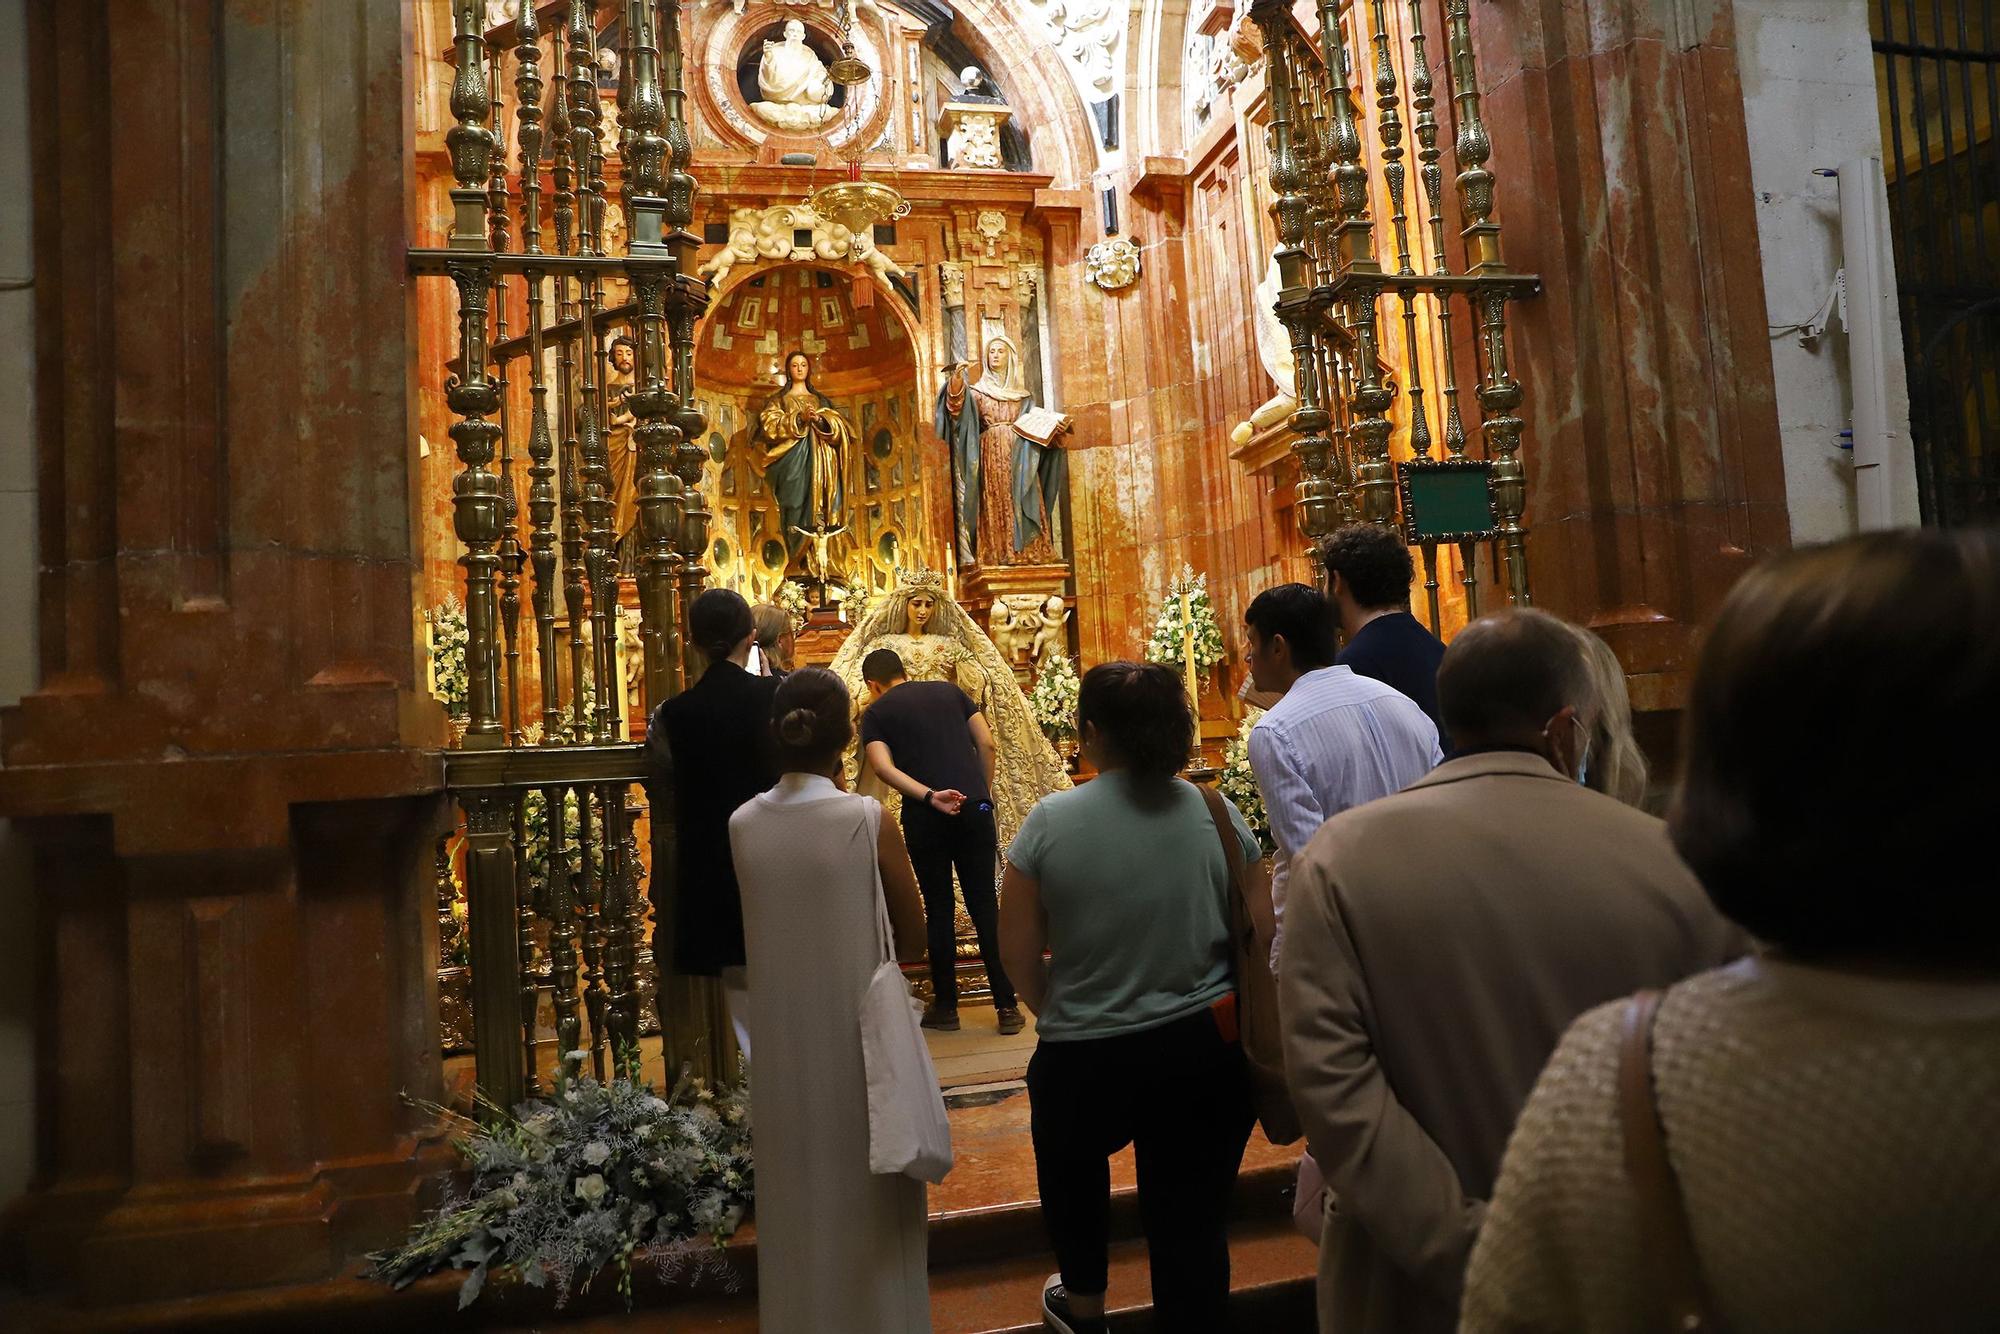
[727,774,931,1333]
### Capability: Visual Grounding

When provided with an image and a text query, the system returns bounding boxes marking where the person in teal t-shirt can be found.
[998,662,1257,1334]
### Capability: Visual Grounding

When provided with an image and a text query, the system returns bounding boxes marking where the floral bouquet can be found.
[1217,707,1276,855]
[369,1067,754,1311]
[773,580,811,633]
[1144,566,1228,677]
[830,580,872,624]
[1029,653,1081,743]
[430,597,470,718]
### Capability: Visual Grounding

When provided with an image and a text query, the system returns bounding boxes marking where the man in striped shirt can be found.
[1243,583,1441,967]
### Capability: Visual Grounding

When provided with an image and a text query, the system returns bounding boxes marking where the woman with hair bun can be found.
[728,667,931,1330]
[998,661,1260,1334]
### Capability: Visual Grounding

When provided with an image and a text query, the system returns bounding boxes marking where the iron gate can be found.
[1875,0,2000,525]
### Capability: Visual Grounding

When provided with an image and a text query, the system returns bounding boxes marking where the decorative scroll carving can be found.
[697,203,907,294]
[1021,0,1122,104]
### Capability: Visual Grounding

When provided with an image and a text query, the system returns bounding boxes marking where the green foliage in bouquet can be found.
[1217,707,1277,855]
[1144,566,1227,676]
[368,1065,754,1311]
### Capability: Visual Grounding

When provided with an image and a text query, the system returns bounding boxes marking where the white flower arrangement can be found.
[1217,707,1277,855]
[1029,653,1081,742]
[829,581,872,624]
[773,580,811,633]
[368,1068,754,1310]
[1144,565,1228,677]
[431,596,471,718]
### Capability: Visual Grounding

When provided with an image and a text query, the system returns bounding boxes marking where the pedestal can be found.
[938,101,1013,170]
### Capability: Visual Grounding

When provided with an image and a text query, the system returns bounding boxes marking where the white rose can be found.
[574,1173,608,1205]
[582,1140,612,1166]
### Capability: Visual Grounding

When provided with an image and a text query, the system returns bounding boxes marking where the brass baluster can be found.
[1443,0,1530,603]
[546,785,584,1082]
[575,790,610,1080]
[446,1,504,749]
[1368,0,1412,277]
[1324,17,1396,530]
[512,790,539,1097]
[516,4,565,742]
[1250,1,1338,549]
[490,44,525,749]
[624,0,687,718]
[600,786,639,1066]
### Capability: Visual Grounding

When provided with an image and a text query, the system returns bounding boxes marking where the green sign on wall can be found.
[1398,460,1501,543]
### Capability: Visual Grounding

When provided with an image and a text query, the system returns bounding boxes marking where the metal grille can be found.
[1875,0,2000,525]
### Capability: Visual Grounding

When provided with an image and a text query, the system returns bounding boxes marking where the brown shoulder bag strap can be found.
[1618,990,1729,1334]
[1193,782,1248,959]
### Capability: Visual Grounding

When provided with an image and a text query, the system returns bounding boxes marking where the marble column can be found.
[1466,0,1792,711]
[0,1,449,1306]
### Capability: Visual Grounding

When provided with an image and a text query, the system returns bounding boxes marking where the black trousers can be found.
[900,803,1013,1010]
[1026,1007,1254,1334]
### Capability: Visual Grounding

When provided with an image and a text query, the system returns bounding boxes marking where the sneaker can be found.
[920,1006,960,1031]
[996,1005,1026,1036]
[1041,1274,1109,1334]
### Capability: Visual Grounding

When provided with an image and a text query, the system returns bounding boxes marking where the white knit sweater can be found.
[1460,956,2000,1333]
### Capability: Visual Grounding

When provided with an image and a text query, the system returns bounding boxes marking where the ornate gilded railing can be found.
[413,1,717,1114]
[1250,0,1537,619]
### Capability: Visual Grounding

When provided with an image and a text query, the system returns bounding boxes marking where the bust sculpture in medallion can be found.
[752,21,839,131]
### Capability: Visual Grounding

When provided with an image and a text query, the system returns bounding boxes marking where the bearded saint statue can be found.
[934,335,1067,567]
[829,565,1071,850]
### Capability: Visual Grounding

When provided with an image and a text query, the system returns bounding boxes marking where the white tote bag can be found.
[858,818,954,1183]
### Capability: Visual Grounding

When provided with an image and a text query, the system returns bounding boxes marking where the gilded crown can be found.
[896,562,947,594]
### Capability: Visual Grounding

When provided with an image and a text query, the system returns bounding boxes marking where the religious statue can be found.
[988,593,1072,679]
[754,350,856,573]
[605,335,638,564]
[752,20,838,131]
[830,566,1070,849]
[934,337,1071,567]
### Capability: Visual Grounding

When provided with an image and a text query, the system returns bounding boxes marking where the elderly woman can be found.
[1000,662,1259,1334]
[1461,529,2000,1333]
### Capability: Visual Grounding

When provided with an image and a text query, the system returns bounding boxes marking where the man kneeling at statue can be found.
[859,647,1024,1036]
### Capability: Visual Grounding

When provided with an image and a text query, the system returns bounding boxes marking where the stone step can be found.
[509,1216,1318,1333]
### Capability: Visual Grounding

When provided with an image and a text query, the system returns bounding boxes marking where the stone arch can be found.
[1135,0,1195,161]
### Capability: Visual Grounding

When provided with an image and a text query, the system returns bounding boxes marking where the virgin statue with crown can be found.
[829,565,1071,848]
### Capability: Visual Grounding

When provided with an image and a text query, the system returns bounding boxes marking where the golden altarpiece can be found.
[412,0,1098,1107]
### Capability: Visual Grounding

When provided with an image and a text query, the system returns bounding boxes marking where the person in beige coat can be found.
[1278,609,1745,1334]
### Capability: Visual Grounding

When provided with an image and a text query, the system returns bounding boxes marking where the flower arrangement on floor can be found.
[1217,707,1276,855]
[773,580,811,633]
[430,597,470,718]
[368,1066,754,1311]
[1029,653,1081,744]
[1144,566,1227,678]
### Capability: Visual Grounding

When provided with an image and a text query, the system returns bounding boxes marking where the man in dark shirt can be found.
[646,588,780,1064]
[859,647,1022,1035]
[1320,524,1449,746]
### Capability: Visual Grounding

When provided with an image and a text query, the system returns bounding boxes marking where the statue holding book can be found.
[934,336,1073,567]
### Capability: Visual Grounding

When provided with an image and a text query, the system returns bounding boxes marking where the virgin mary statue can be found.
[755,350,856,569]
[830,566,1070,848]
